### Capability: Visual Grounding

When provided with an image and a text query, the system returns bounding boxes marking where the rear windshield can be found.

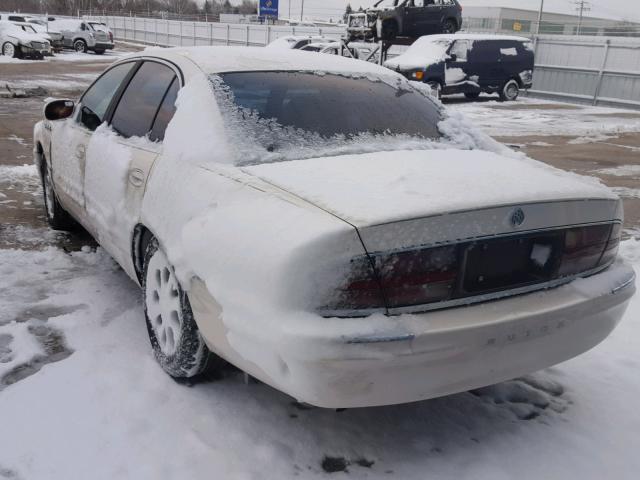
[219,71,441,139]
[213,71,442,164]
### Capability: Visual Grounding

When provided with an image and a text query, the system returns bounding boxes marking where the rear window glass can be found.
[213,71,442,165]
[219,71,441,139]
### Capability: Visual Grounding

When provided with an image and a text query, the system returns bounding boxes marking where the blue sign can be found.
[260,0,279,17]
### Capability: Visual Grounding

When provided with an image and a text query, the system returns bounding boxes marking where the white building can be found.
[462,6,640,37]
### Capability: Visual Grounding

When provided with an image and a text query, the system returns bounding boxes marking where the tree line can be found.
[0,1,258,16]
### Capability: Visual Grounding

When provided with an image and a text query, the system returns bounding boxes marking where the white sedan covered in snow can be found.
[33,47,635,408]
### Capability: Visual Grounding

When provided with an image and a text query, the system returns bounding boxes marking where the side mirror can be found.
[44,99,75,121]
[448,53,457,62]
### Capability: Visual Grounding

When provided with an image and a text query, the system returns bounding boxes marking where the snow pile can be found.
[453,99,640,138]
[597,165,640,177]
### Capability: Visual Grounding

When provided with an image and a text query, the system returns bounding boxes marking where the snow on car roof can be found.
[146,46,397,77]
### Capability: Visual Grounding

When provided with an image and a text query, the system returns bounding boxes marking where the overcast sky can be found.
[249,1,640,23]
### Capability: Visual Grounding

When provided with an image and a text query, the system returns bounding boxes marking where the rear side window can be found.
[111,61,177,139]
[79,62,136,131]
[149,77,179,142]
[468,41,501,63]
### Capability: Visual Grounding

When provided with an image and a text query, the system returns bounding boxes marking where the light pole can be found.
[301,0,305,21]
[536,0,544,35]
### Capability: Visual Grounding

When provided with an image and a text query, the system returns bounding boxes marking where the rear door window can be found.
[149,77,179,142]
[79,62,136,131]
[110,61,177,139]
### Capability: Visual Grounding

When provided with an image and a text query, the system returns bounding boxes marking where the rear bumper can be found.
[92,42,114,50]
[193,261,635,408]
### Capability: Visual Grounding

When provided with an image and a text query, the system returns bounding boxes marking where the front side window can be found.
[79,62,136,131]
[449,40,469,61]
[213,71,442,165]
[111,61,177,139]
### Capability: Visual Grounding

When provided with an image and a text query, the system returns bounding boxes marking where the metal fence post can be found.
[133,15,136,42]
[193,21,196,46]
[155,18,158,45]
[246,25,250,46]
[593,39,611,106]
[167,19,170,46]
[226,24,230,45]
[179,21,183,46]
[210,22,214,45]
[265,25,270,45]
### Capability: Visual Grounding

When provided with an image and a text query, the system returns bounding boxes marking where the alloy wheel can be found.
[145,248,184,357]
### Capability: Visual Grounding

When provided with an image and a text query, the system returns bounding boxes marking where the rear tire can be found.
[73,39,87,53]
[465,92,481,100]
[500,79,520,101]
[381,21,398,41]
[41,158,76,231]
[442,19,457,34]
[94,49,105,55]
[142,237,220,379]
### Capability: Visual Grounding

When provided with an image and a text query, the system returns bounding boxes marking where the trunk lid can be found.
[243,149,621,253]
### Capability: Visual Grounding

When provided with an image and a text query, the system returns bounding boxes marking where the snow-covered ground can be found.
[452,97,640,138]
[0,49,126,65]
[0,167,638,479]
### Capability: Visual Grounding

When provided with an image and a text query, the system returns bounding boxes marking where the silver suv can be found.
[48,18,114,54]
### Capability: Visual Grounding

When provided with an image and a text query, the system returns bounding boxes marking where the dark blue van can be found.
[384,34,535,101]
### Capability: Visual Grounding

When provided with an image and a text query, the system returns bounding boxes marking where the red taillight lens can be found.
[374,245,458,308]
[599,222,622,267]
[558,224,615,277]
[109,32,113,42]
[324,223,621,316]
[328,256,385,312]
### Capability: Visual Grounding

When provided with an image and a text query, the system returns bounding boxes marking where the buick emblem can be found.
[511,208,526,227]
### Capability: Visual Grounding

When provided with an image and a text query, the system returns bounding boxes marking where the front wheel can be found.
[500,79,520,101]
[41,159,76,230]
[142,238,220,378]
[427,81,442,100]
[2,42,18,58]
[73,39,87,53]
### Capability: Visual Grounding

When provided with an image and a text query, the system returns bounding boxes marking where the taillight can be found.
[328,256,385,311]
[109,31,113,42]
[558,224,618,277]
[374,245,458,308]
[324,223,621,316]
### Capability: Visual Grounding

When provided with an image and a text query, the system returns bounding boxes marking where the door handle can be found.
[128,168,146,187]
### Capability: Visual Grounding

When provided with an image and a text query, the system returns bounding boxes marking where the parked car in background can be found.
[385,34,535,100]
[34,46,634,408]
[300,40,377,61]
[0,21,51,58]
[266,35,329,50]
[348,0,463,42]
[48,18,114,54]
[86,20,114,43]
[23,19,63,52]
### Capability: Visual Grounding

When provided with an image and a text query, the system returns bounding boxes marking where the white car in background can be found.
[0,21,51,58]
[266,35,329,50]
[33,47,635,408]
